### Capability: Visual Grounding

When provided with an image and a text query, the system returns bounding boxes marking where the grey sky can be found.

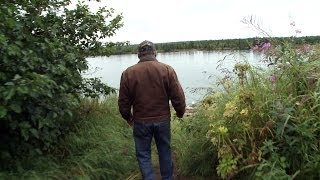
[90,0,319,44]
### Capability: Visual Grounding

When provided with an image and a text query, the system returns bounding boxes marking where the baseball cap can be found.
[138,40,156,53]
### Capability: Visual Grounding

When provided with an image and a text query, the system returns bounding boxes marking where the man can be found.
[118,40,186,180]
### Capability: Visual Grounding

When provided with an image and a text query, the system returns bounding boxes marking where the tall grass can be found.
[171,113,219,177]
[0,96,138,179]
[173,41,320,179]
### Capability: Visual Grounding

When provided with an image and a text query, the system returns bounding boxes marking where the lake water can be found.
[85,50,263,105]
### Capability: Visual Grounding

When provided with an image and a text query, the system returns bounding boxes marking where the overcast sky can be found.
[88,0,319,44]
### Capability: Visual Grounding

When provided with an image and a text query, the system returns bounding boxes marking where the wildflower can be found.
[242,122,251,130]
[270,75,276,83]
[218,126,228,134]
[240,108,249,116]
[211,137,218,145]
[261,42,271,51]
[223,100,238,118]
[252,45,259,51]
[302,44,312,53]
[252,40,271,53]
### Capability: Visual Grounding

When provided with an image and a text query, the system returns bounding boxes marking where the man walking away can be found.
[118,40,186,180]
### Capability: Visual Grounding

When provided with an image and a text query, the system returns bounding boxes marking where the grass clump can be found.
[0,96,137,179]
[172,112,219,177]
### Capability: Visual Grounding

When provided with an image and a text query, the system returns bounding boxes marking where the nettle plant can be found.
[205,34,320,179]
[0,0,121,163]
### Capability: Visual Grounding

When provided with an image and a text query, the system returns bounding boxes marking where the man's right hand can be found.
[176,112,184,119]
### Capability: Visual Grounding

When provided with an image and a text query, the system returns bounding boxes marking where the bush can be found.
[0,0,121,166]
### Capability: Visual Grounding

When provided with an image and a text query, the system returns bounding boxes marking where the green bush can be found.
[0,0,121,166]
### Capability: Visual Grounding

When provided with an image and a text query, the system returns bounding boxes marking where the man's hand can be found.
[127,115,134,127]
[176,112,184,119]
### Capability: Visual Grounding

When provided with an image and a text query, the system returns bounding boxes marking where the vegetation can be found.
[0,0,122,169]
[172,113,219,177]
[1,1,320,179]
[104,36,320,55]
[0,97,138,179]
[173,38,320,179]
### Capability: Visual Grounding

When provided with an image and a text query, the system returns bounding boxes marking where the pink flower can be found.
[303,44,311,53]
[252,45,259,51]
[261,42,271,50]
[270,75,276,83]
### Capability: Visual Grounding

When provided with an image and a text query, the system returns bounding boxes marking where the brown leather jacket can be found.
[118,55,186,123]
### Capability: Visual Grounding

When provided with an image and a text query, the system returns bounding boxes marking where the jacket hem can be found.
[134,114,171,123]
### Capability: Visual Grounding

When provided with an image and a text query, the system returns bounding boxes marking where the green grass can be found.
[171,114,219,177]
[0,96,138,179]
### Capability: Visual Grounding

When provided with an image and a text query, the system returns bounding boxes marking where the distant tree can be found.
[0,0,122,164]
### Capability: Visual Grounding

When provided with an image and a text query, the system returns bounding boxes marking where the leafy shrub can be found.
[0,0,121,166]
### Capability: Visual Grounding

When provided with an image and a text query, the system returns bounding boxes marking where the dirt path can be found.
[127,144,215,180]
[127,152,214,180]
[154,152,212,180]
[154,153,186,180]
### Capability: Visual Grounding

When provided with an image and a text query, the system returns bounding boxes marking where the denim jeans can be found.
[133,120,173,180]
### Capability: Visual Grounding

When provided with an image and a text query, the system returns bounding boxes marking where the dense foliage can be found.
[174,39,320,179]
[105,36,320,55]
[0,0,122,166]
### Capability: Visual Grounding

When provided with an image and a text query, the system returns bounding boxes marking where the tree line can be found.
[98,36,320,56]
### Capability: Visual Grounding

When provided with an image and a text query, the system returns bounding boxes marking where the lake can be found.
[85,50,263,105]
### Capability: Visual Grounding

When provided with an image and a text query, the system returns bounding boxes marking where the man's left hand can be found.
[127,116,134,127]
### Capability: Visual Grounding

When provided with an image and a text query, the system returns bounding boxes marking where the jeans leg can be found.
[134,123,155,180]
[154,121,173,180]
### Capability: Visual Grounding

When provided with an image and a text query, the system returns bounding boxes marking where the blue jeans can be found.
[133,120,173,180]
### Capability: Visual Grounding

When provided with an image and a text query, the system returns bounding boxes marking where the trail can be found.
[153,150,214,180]
[154,152,191,180]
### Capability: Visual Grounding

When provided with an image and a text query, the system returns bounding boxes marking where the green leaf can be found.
[4,88,15,101]
[13,74,21,80]
[30,128,39,139]
[19,121,31,128]
[17,86,29,94]
[66,110,73,117]
[4,82,14,86]
[0,106,8,118]
[52,112,58,118]
[21,129,29,141]
[35,148,42,155]
[9,104,22,113]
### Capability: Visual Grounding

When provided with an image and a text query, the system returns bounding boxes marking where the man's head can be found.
[138,40,157,58]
